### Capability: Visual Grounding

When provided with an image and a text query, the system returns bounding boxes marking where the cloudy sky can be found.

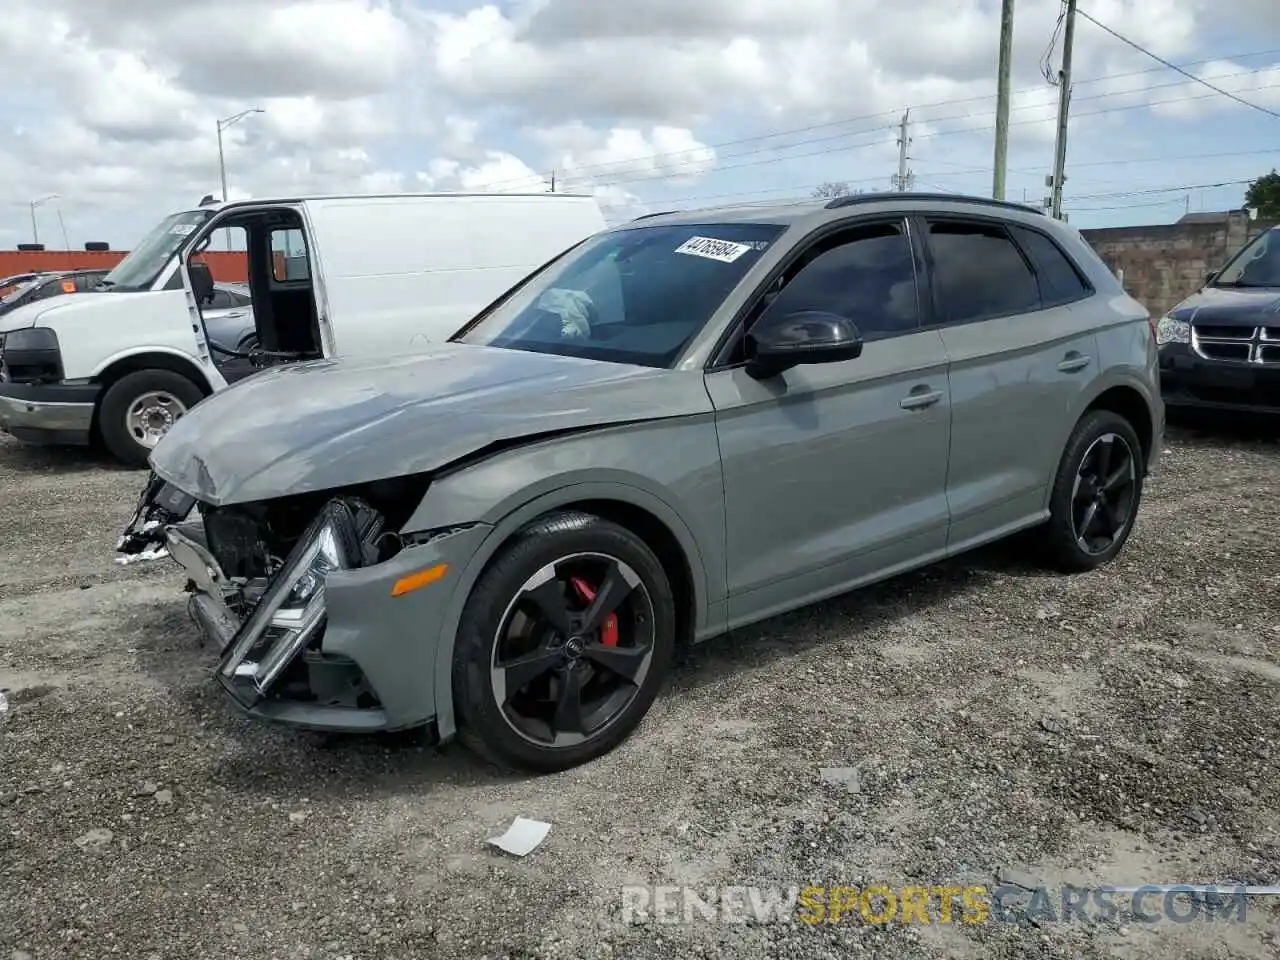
[0,0,1276,249]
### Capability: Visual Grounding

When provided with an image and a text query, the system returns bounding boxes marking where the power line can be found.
[1068,179,1255,201]
[570,84,1280,193]
[481,77,1280,195]
[909,147,1279,186]
[1078,8,1280,120]
[473,48,1280,189]
[627,161,1266,210]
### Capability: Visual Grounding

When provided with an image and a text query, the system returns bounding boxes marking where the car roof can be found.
[620,191,1054,233]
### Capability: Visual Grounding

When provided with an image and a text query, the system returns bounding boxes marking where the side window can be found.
[1010,226,1091,307]
[205,289,234,310]
[926,220,1041,324]
[74,274,99,292]
[270,228,310,282]
[753,221,920,342]
[31,280,65,302]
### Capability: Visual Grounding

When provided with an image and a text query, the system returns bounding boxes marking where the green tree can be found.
[1244,169,1280,220]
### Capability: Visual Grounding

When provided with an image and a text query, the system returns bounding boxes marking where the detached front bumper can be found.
[118,475,491,733]
[1159,343,1280,414]
[0,381,99,445]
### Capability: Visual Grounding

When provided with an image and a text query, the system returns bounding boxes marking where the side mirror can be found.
[188,260,215,305]
[745,310,863,380]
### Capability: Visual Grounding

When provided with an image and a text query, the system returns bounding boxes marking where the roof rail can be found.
[824,191,1045,215]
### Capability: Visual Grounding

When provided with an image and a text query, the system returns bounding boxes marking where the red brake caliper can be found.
[569,576,619,647]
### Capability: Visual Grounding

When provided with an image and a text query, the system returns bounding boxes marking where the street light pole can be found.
[215,108,264,249]
[29,194,58,246]
[217,121,228,203]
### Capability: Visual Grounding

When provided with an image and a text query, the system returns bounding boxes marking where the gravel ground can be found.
[2,417,1279,960]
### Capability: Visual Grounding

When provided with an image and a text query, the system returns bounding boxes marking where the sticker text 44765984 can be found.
[674,236,756,264]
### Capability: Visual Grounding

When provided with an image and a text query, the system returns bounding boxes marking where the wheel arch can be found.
[1082,383,1156,470]
[430,481,712,744]
[89,352,214,447]
[92,351,214,396]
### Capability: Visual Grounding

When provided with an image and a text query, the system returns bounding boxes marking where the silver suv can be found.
[117,192,1163,772]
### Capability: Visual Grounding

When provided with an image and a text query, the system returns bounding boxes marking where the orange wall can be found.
[0,250,248,283]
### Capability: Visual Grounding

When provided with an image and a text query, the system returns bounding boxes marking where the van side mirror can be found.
[745,310,863,380]
[188,260,214,304]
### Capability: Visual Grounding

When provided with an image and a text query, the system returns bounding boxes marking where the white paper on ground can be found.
[485,816,551,857]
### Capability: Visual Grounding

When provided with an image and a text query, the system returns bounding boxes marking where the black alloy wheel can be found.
[1043,409,1145,572]
[452,511,676,771]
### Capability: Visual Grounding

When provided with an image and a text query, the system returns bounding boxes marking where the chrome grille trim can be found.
[1192,324,1280,364]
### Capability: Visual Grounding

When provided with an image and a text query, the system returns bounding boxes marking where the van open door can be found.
[177,237,229,391]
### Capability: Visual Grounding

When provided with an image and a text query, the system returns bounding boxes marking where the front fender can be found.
[406,418,727,743]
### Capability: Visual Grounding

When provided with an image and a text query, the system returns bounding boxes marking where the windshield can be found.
[1215,227,1280,288]
[101,209,213,292]
[0,279,39,304]
[455,221,786,367]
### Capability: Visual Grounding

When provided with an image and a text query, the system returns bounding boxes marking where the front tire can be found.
[98,369,204,468]
[452,511,676,772]
[1042,409,1145,572]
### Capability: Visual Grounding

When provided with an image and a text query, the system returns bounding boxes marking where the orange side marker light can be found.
[391,563,449,597]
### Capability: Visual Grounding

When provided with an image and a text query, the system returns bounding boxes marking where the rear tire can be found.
[452,511,676,772]
[1041,410,1145,572]
[98,369,204,468]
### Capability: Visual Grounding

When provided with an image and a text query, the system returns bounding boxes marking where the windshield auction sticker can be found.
[675,236,755,263]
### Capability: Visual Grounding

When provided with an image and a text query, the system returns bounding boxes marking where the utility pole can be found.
[993,0,1016,200]
[893,110,914,192]
[1048,0,1078,219]
[549,170,556,193]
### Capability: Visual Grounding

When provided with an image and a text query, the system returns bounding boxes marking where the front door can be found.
[917,216,1101,550]
[704,218,953,628]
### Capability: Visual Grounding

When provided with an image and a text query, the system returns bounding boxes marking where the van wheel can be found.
[1041,410,1145,572]
[452,511,676,772]
[98,369,204,468]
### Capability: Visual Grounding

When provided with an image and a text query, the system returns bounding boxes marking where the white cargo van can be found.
[0,192,606,465]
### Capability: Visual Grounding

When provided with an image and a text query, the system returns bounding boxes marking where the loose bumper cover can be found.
[117,473,490,733]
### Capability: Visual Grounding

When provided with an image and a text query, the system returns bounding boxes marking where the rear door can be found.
[705,217,953,626]
[919,215,1100,551]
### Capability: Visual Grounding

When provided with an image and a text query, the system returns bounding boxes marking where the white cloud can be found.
[0,0,1277,246]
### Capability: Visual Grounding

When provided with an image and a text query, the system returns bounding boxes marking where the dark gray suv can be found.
[119,192,1164,772]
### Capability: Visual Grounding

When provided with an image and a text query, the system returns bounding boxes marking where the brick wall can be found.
[0,250,248,283]
[1081,212,1275,318]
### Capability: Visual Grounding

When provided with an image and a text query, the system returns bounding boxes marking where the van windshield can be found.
[0,279,38,304]
[454,222,785,368]
[101,210,213,292]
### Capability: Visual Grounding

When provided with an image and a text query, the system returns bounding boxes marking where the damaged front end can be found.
[117,473,419,722]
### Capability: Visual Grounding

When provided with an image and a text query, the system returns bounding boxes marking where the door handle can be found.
[899,387,943,410]
[1057,352,1091,373]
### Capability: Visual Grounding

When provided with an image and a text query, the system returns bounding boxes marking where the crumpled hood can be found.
[149,342,712,506]
[1168,285,1280,326]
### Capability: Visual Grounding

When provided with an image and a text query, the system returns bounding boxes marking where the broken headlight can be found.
[220,499,382,694]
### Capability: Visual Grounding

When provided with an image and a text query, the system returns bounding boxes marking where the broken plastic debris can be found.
[485,817,551,857]
[115,546,169,565]
[819,766,861,793]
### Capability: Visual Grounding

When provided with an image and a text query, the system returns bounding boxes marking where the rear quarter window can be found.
[1010,226,1092,307]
